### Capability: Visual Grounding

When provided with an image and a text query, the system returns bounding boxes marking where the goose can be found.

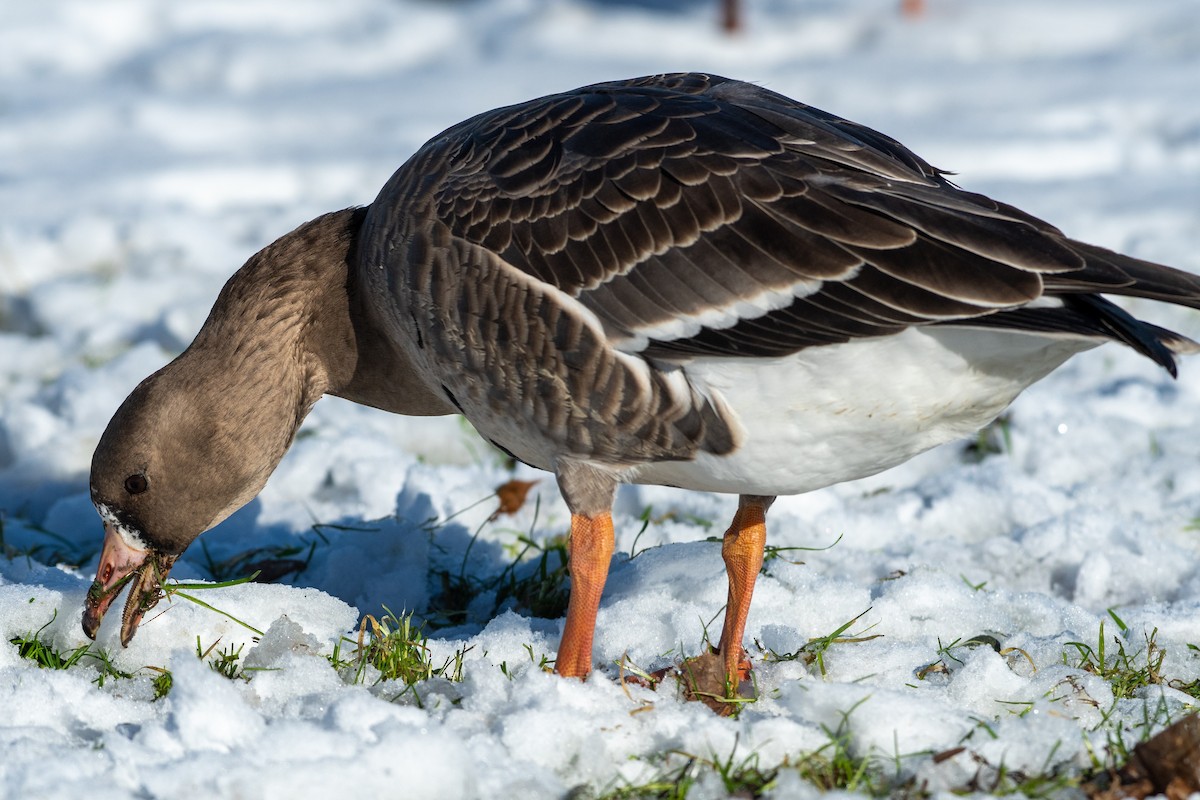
[84,73,1200,686]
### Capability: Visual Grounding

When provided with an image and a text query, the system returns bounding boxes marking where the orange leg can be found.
[716,498,768,686]
[555,512,615,678]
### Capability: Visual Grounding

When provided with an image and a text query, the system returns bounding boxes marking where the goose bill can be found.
[82,522,177,646]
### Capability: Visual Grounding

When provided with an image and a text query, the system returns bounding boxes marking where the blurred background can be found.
[0,0,1197,531]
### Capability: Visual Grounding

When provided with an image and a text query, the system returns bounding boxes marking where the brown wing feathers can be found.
[421,73,1200,366]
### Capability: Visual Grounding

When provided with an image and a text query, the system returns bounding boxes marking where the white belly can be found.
[633,327,1094,496]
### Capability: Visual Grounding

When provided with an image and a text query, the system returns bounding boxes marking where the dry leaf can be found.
[490,479,539,521]
[677,651,754,717]
[1085,713,1200,800]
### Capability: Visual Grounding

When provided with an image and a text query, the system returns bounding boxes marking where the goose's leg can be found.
[555,511,615,678]
[717,495,774,685]
[554,463,618,678]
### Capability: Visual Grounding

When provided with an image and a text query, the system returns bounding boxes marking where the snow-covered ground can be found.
[2,0,1199,796]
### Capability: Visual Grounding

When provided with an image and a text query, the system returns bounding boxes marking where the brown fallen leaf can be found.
[932,747,966,765]
[677,651,754,717]
[1085,713,1200,800]
[619,650,755,717]
[490,479,540,521]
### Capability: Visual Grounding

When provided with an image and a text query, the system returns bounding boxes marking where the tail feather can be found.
[950,238,1200,378]
[1064,295,1185,377]
[1046,240,1200,311]
[1158,328,1200,356]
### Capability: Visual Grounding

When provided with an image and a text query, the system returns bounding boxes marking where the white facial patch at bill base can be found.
[94,503,152,553]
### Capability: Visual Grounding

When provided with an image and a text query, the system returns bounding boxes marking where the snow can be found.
[2,0,1199,796]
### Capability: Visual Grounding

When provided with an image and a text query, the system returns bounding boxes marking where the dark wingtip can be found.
[1066,294,1183,378]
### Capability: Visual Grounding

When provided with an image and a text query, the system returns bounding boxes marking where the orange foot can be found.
[712,645,754,682]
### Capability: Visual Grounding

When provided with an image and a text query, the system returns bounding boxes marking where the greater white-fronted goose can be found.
[85,73,1200,686]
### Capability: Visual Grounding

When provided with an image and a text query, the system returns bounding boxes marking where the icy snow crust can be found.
[1,0,1199,796]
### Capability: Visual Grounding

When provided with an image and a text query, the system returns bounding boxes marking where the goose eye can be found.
[124,474,149,495]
